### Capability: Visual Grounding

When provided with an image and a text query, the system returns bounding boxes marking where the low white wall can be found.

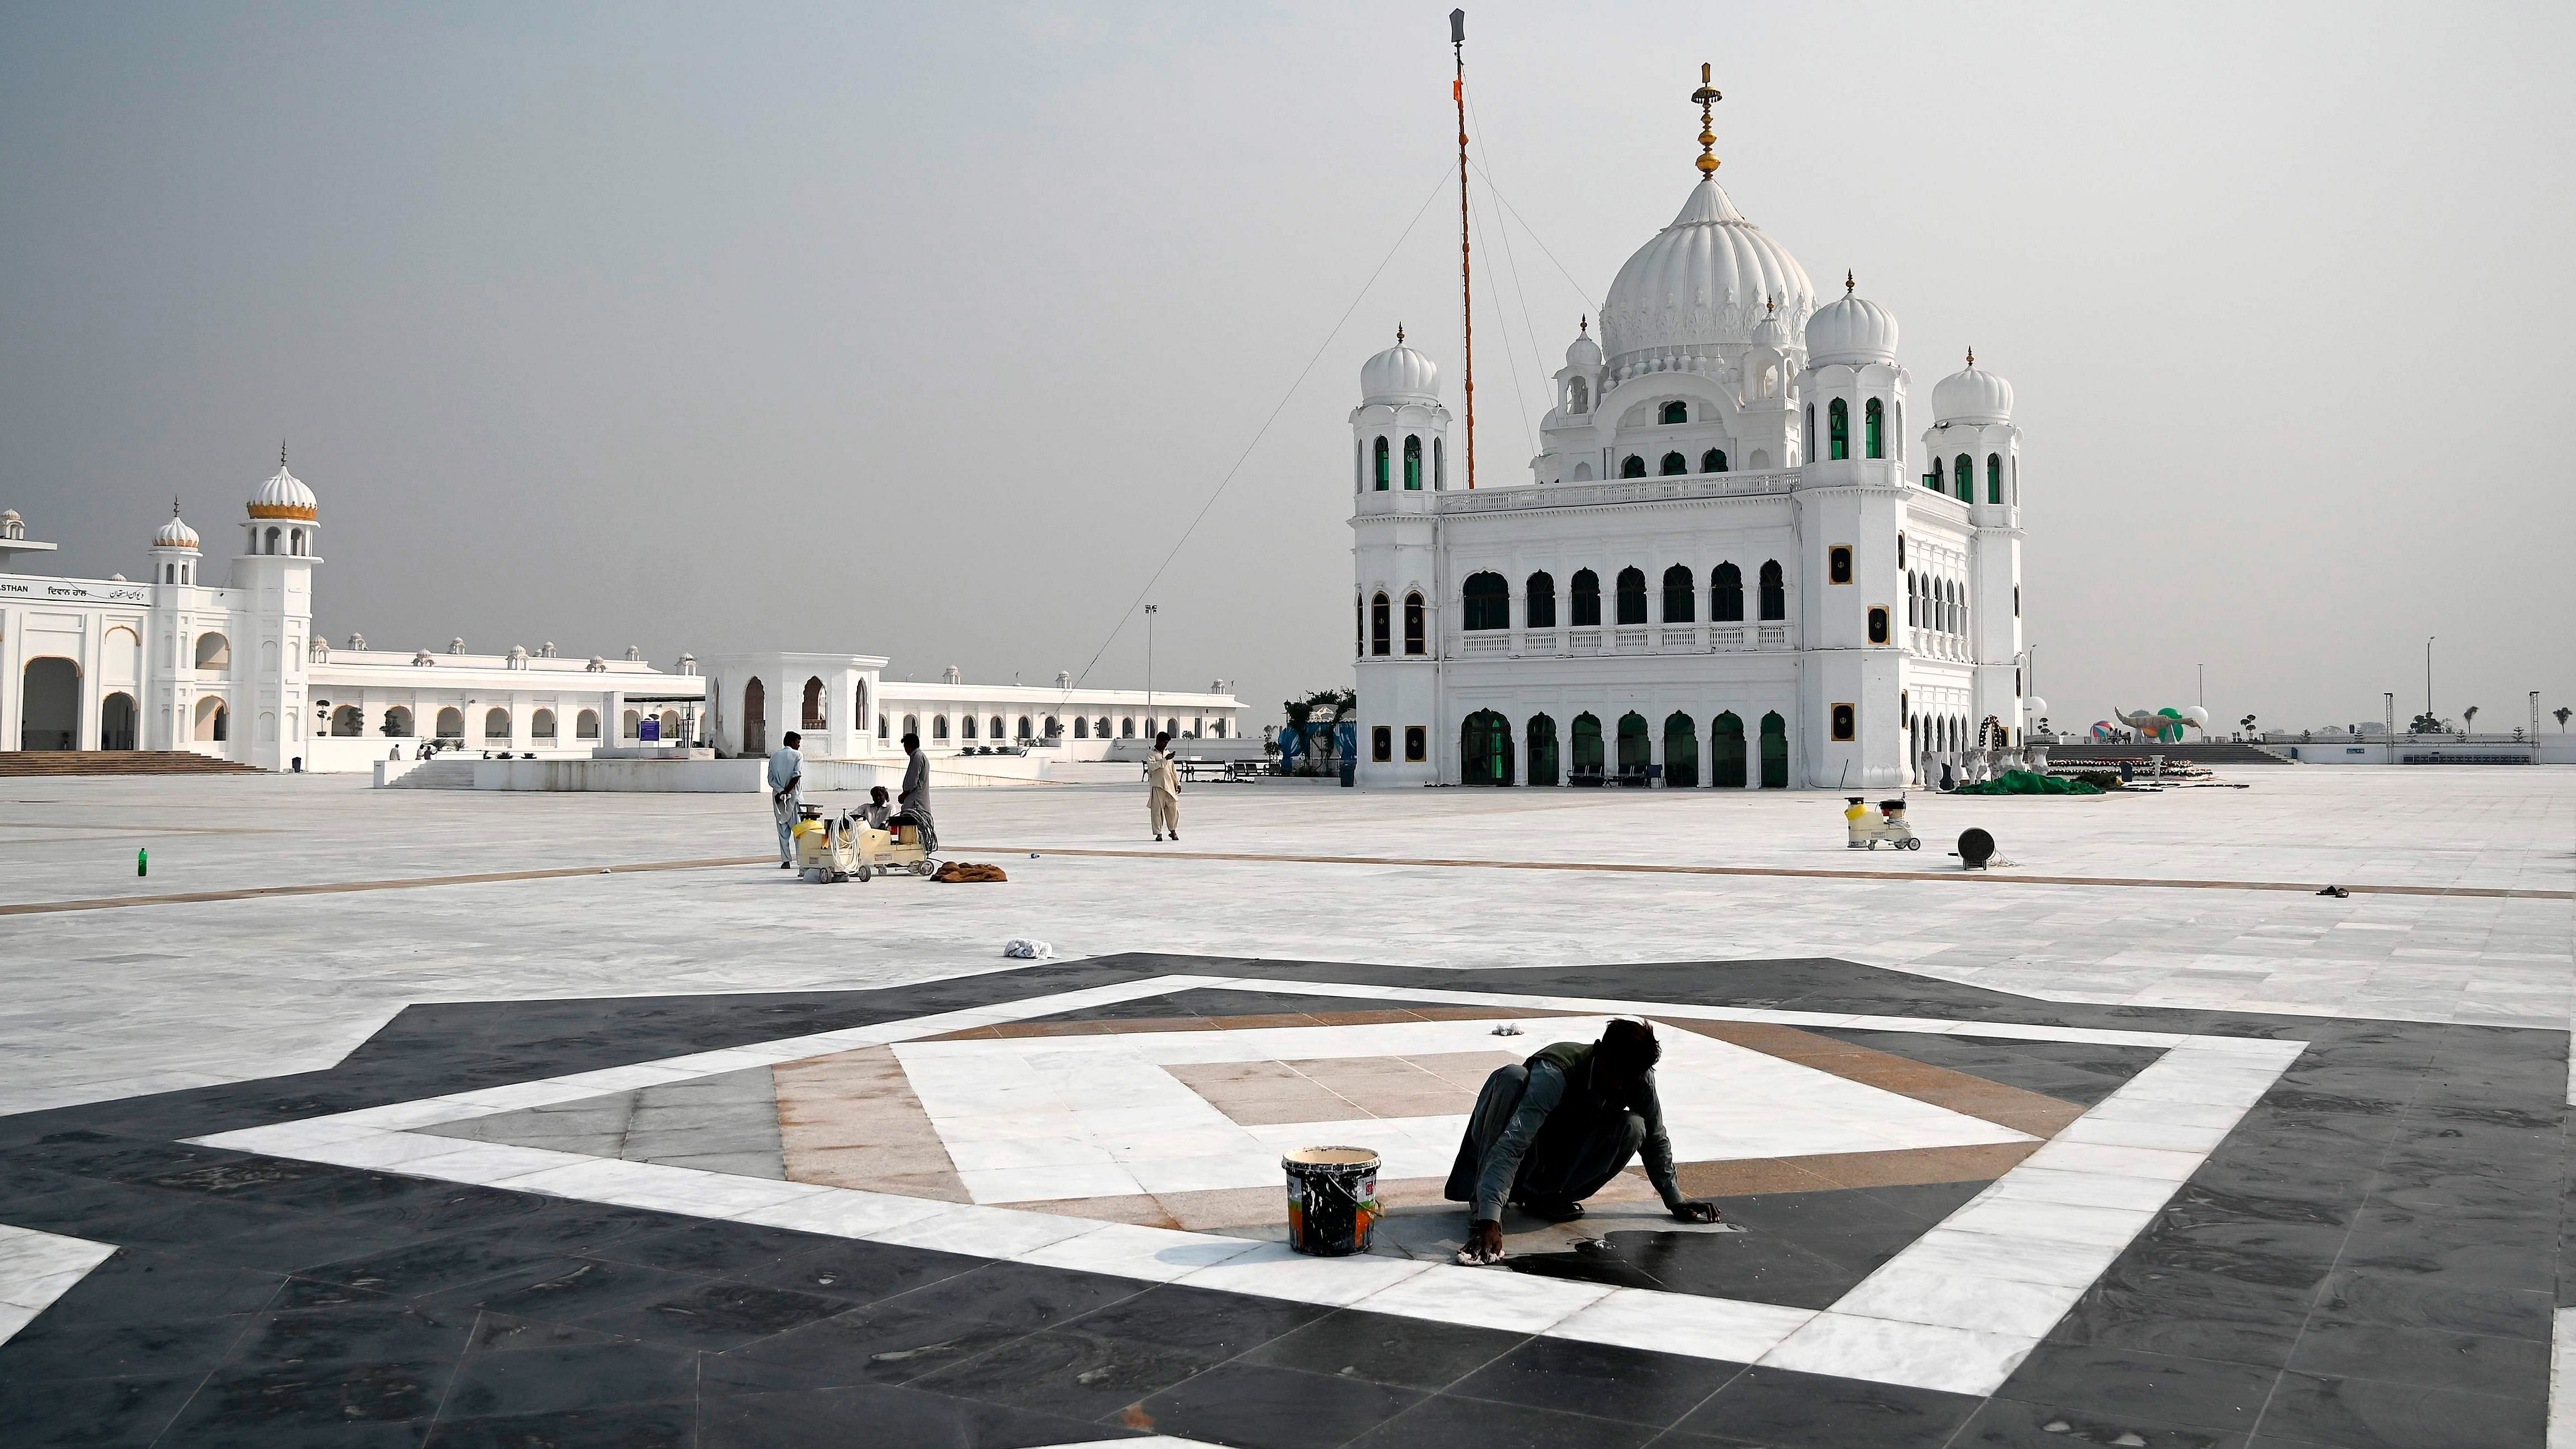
[376,754,1056,792]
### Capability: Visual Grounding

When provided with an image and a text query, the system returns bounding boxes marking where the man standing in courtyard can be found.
[1147,730,1182,842]
[767,729,804,869]
[1446,1019,1719,1262]
[895,731,936,852]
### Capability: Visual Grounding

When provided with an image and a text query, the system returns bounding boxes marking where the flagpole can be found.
[1451,9,1474,489]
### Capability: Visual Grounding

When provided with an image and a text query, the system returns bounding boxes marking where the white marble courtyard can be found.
[2,765,2568,1120]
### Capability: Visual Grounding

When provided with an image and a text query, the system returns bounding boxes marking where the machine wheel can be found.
[1904,838,1922,850]
[854,864,872,882]
[912,859,937,877]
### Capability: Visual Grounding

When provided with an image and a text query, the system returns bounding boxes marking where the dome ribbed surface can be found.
[1933,361,2014,423]
[248,464,318,521]
[1359,338,1441,405]
[1805,290,1900,366]
[1599,179,1815,367]
[153,513,200,548]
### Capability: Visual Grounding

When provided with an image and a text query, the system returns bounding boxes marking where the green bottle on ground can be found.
[138,847,148,877]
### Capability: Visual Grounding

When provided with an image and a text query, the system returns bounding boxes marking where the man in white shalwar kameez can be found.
[767,730,804,869]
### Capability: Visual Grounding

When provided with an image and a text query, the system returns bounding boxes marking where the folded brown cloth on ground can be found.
[933,861,1007,883]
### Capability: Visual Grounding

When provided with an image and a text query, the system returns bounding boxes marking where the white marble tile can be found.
[1835,1265,2085,1339]
[1891,1228,2121,1289]
[1759,1310,2035,1396]
[1545,1287,1816,1364]
[1176,1242,1435,1307]
[2056,1117,2232,1154]
[735,1188,954,1238]
[2018,1139,2205,1182]
[505,1159,824,1218]
[1973,1167,2187,1213]
[1354,1265,1616,1334]
[1940,1197,2158,1250]
[0,1302,39,1343]
[869,1204,1103,1258]
[395,1141,599,1185]
[432,1081,613,1113]
[1014,1222,1265,1281]
[964,1162,1147,1204]
[0,1225,112,1346]
[293,1129,519,1170]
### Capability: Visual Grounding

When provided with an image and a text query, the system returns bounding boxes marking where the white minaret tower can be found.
[1796,274,1912,789]
[146,502,204,751]
[1930,351,2026,743]
[234,445,322,770]
[1348,328,1450,785]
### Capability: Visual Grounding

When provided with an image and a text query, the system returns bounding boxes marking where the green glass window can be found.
[1403,435,1422,490]
[1525,714,1560,786]
[1760,711,1789,788]
[1462,572,1509,631]
[1954,454,1973,501]
[1829,399,1849,460]
[1621,455,1648,478]
[1461,710,1513,785]
[1659,451,1686,476]
[1616,712,1651,774]
[1660,401,1688,424]
[1572,713,1604,776]
[1987,453,2003,504]
[1702,448,1727,472]
[1865,398,1883,459]
[1662,711,1699,787]
[1373,437,1389,490]
[1711,711,1746,788]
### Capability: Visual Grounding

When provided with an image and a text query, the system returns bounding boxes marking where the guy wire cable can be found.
[1069,159,1462,690]
[1468,154,1598,316]
[1463,83,1562,429]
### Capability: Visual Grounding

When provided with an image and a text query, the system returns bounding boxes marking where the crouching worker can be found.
[1444,1019,1720,1263]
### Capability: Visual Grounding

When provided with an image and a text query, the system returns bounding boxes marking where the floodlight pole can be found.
[1145,604,1157,735]
[1452,8,1474,490]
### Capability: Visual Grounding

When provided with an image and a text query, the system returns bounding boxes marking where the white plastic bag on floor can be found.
[1002,938,1054,960]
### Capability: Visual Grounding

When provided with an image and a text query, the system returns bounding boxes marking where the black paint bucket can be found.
[1283,1146,1379,1256]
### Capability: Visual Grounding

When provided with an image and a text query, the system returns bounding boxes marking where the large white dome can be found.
[1598,179,1815,368]
[1359,330,1441,406]
[1805,277,1899,366]
[248,461,318,521]
[1933,351,2014,423]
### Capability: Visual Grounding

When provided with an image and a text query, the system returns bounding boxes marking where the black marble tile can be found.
[1238,1307,1525,1390]
[437,1340,695,1418]
[1674,1364,1979,1448]
[1131,1361,1424,1449]
[878,1262,1152,1333]
[1446,1336,1743,1426]
[234,1303,480,1367]
[0,1371,203,1447]
[723,1302,1030,1386]
[906,1325,1223,1421]
[422,1404,694,1448]
[572,1279,854,1351]
[157,1356,460,1437]
[300,1232,634,1303]
[1348,1391,1661,1449]
[1951,1396,2250,1448]
[2253,1369,2547,1449]
[586,1218,839,1275]
[460,1312,634,1355]
[1059,1281,1327,1357]
[26,1248,284,1325]
[1998,1344,2277,1433]
[697,1381,1111,1449]
[421,1256,711,1323]
[727,1240,984,1306]
[2312,1270,2554,1342]
[2045,1277,2308,1370]
[0,1310,255,1382]
[2284,1318,2550,1402]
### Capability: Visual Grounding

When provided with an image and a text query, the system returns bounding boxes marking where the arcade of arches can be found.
[1459,708,1789,787]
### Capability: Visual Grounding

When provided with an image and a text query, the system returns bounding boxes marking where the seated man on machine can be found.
[859,786,894,832]
[1445,1019,1720,1263]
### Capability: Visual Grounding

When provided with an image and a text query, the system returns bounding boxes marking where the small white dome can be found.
[1565,321,1602,371]
[153,510,200,549]
[249,459,318,520]
[1360,329,1441,405]
[1804,274,1899,365]
[1931,350,2014,423]
[1749,301,1793,352]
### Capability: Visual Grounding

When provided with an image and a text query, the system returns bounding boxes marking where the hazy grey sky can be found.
[4,2,2569,734]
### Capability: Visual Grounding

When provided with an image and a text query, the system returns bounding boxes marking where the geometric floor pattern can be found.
[1,954,2562,1447]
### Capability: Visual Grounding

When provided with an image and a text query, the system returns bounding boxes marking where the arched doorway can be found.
[436,707,464,739]
[743,677,767,755]
[1461,710,1514,786]
[1760,711,1790,788]
[100,692,138,750]
[801,676,825,730]
[193,695,229,743]
[1525,714,1559,787]
[1571,713,1603,780]
[1711,712,1746,788]
[1662,712,1698,787]
[1616,712,1650,777]
[19,658,80,750]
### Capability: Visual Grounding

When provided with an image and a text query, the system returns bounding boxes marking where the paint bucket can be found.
[1283,1146,1379,1256]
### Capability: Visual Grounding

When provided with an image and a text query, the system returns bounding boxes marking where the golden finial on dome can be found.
[1396,324,1406,345]
[1578,315,1588,335]
[1966,346,1976,367]
[1845,269,1856,294]
[280,438,288,469]
[1690,63,1722,175]
[1765,294,1776,314]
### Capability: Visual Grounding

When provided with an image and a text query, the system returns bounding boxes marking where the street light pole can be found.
[2198,663,2204,708]
[1144,605,1157,737]
[2426,636,2434,723]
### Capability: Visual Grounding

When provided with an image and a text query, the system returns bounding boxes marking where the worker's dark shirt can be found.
[1472,1046,1682,1221]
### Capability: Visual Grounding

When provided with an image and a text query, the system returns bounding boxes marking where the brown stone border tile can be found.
[1655,1017,2091,1137]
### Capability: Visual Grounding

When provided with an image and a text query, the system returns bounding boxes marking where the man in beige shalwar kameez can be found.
[1146,731,1182,842]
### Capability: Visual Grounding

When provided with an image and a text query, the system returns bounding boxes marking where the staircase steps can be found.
[0,750,266,777]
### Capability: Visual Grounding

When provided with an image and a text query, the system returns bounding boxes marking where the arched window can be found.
[194,632,230,669]
[330,705,364,736]
[1461,710,1514,786]
[1614,567,1648,625]
[289,528,305,555]
[1712,562,1744,621]
[661,710,681,741]
[1571,713,1604,777]
[1354,439,1363,492]
[963,715,979,739]
[1661,401,1687,424]
[575,709,599,740]
[1096,716,1111,738]
[901,714,918,738]
[1121,717,1136,738]
[1828,399,1850,460]
[1074,716,1089,739]
[484,708,510,739]
[933,715,949,740]
[263,526,281,554]
[1907,570,1919,626]
[1711,711,1746,787]
[1524,572,1557,629]
[1355,595,1364,656]
[1403,591,1425,655]
[1571,461,1593,481]
[1759,711,1789,788]
[1373,436,1390,490]
[1403,435,1423,490]
[1896,532,1907,569]
[436,707,464,739]
[1567,377,1588,414]
[532,709,557,740]
[375,705,413,739]
[1570,569,1601,627]
[802,676,825,729]
[1659,451,1687,476]
[1433,436,1445,489]
[1661,564,1695,622]
[1954,454,1973,500]
[1701,448,1728,473]
[1462,572,1510,631]
[1616,712,1651,774]
[1758,560,1786,621]
[1865,398,1883,459]
[1621,455,1648,478]
[1370,591,1391,656]
[990,715,1006,740]
[1663,711,1699,787]
[878,713,889,739]
[1018,716,1033,740]
[742,677,767,754]
[1987,453,2003,504]
[1804,404,1816,454]
[1525,714,1560,786]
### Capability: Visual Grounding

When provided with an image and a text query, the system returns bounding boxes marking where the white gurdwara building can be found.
[1351,109,2027,791]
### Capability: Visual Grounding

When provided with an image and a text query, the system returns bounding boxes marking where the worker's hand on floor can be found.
[1670,1201,1722,1224]
[1462,1218,1505,1262]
